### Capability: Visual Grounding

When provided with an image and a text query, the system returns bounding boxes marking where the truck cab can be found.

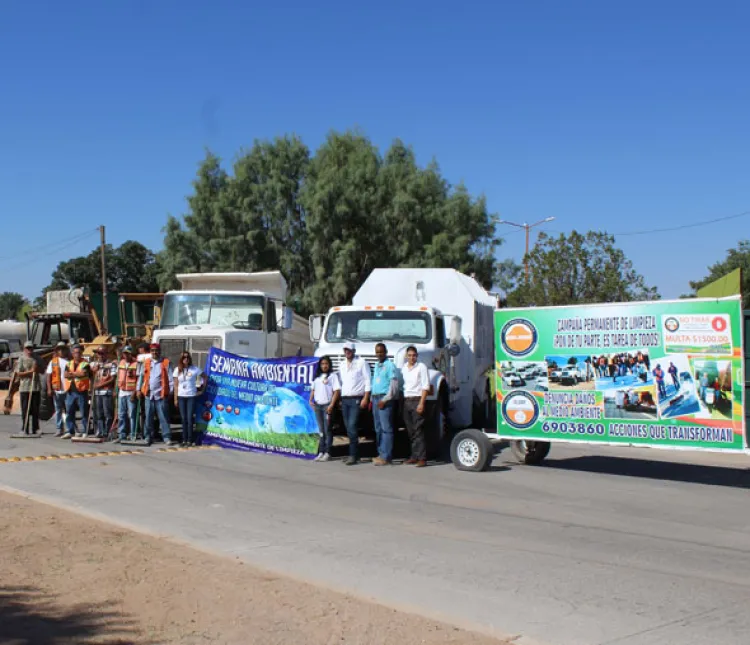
[153,272,313,369]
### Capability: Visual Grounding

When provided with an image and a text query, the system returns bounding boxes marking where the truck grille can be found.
[328,354,392,375]
[159,337,221,371]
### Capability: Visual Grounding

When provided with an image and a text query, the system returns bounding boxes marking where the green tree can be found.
[689,240,750,306]
[43,242,161,295]
[159,130,500,315]
[507,231,658,306]
[0,292,29,320]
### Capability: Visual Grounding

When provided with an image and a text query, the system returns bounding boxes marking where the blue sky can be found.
[1,1,748,301]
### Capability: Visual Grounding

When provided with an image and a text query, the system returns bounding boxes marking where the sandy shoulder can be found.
[0,490,510,645]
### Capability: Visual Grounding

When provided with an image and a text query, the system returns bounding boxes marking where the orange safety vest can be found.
[64,360,90,393]
[117,359,139,392]
[49,357,63,391]
[141,358,170,397]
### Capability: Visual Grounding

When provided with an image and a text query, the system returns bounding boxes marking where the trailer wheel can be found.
[451,429,493,472]
[510,440,551,465]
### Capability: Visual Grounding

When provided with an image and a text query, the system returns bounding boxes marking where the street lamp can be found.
[497,217,556,282]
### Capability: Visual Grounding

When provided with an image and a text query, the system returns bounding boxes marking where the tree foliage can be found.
[160,131,499,314]
[689,240,750,306]
[0,292,29,320]
[506,231,659,306]
[44,241,161,295]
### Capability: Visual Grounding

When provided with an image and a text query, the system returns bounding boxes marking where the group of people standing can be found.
[309,342,431,467]
[11,341,205,447]
[593,352,650,382]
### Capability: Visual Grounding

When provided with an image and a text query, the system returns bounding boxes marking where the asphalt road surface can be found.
[1,416,749,645]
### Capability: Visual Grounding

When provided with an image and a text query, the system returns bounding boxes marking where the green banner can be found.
[494,297,746,451]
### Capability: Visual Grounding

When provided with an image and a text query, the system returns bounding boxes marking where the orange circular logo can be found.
[501,318,538,357]
[501,391,539,430]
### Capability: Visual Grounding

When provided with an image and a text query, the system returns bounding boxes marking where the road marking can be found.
[0,444,218,465]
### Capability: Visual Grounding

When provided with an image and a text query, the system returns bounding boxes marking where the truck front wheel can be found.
[510,440,551,465]
[425,387,450,461]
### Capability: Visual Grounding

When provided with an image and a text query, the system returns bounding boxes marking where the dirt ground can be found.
[0,490,510,645]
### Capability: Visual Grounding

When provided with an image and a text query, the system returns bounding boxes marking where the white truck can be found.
[153,272,313,369]
[309,268,497,454]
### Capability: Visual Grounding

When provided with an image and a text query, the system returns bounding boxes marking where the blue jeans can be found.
[117,395,137,440]
[314,403,332,455]
[65,391,89,434]
[94,393,114,438]
[145,397,171,443]
[341,397,362,459]
[372,395,394,461]
[53,391,66,432]
[178,396,196,444]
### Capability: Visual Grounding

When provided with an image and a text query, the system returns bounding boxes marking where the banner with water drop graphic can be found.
[195,347,319,458]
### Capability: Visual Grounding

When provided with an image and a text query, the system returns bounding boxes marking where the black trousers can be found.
[403,398,426,461]
[20,391,41,433]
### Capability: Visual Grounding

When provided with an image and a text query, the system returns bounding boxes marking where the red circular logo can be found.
[711,317,727,332]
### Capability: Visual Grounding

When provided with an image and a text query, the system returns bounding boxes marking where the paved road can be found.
[0,416,749,645]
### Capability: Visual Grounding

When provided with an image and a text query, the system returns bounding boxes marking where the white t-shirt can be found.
[402,361,429,398]
[173,365,203,397]
[312,373,339,405]
[337,357,371,397]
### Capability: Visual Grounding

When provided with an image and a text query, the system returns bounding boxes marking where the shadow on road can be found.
[543,455,750,489]
[0,585,143,645]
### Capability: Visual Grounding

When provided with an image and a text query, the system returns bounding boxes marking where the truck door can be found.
[266,299,280,357]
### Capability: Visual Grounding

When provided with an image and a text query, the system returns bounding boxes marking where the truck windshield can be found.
[160,294,265,329]
[325,311,432,343]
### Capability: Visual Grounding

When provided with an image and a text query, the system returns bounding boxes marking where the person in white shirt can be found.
[308,356,339,462]
[172,352,206,446]
[401,345,430,467]
[45,342,69,437]
[336,342,371,465]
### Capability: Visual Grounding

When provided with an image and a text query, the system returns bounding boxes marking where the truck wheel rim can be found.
[457,439,480,467]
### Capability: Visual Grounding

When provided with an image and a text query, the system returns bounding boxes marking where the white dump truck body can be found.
[312,268,496,428]
[153,272,313,370]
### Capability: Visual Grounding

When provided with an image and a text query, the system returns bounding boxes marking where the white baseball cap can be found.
[343,342,356,352]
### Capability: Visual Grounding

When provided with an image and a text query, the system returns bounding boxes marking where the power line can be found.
[0,232,102,272]
[0,228,99,262]
[611,210,750,237]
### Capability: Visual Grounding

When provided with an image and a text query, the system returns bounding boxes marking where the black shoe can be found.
[344,457,358,466]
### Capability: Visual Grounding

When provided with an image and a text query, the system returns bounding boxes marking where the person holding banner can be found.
[337,342,371,465]
[309,356,339,462]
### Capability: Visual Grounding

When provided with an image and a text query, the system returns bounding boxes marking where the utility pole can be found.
[497,217,556,282]
[99,225,108,333]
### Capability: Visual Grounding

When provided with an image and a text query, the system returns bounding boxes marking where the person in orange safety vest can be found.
[138,343,174,446]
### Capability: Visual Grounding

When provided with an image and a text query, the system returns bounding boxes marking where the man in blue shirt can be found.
[371,343,399,465]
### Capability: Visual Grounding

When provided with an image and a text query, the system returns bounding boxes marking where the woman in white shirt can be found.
[401,345,430,467]
[308,356,339,462]
[172,352,205,446]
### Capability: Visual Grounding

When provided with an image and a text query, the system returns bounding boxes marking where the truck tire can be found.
[38,374,54,422]
[510,440,551,465]
[426,387,450,461]
[450,429,493,472]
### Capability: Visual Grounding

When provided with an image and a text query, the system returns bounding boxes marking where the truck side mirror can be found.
[449,316,462,345]
[281,307,294,330]
[309,315,324,342]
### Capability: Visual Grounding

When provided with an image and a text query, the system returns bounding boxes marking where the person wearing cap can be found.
[46,341,69,437]
[139,342,175,446]
[336,342,371,465]
[13,341,44,434]
[63,344,92,439]
[91,347,117,439]
[115,346,139,442]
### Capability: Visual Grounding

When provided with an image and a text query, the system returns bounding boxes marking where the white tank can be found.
[0,320,27,345]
